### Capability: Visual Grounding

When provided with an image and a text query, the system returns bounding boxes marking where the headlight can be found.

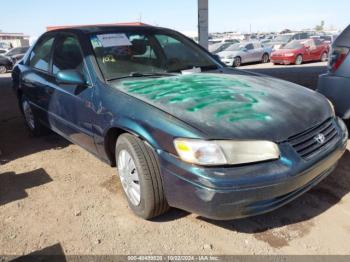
[174,138,280,166]
[284,53,295,57]
[327,99,335,116]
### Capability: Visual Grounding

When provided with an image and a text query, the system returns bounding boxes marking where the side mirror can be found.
[56,70,86,86]
[243,48,248,52]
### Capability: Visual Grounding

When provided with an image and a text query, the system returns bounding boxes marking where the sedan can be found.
[12,25,347,220]
[218,42,271,67]
[271,39,329,65]
[5,46,30,64]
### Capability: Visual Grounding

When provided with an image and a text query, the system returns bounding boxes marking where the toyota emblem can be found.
[314,133,326,144]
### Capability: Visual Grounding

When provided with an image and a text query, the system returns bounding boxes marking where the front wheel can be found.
[0,65,7,74]
[20,96,47,136]
[233,57,241,67]
[115,133,169,219]
[262,53,269,63]
[295,54,303,65]
[320,52,328,62]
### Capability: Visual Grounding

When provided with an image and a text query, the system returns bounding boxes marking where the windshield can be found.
[274,35,292,42]
[225,43,246,51]
[283,41,303,49]
[90,31,219,80]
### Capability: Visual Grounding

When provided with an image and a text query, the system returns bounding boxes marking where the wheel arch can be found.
[103,120,161,167]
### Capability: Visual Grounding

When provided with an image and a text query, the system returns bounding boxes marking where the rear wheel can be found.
[262,53,269,63]
[20,96,47,136]
[115,133,169,219]
[0,65,6,74]
[295,54,303,65]
[233,57,241,67]
[320,52,328,62]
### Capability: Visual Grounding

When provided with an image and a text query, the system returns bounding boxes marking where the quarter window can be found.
[29,36,55,72]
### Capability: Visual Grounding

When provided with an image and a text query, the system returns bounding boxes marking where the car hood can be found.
[112,73,332,142]
[217,50,240,58]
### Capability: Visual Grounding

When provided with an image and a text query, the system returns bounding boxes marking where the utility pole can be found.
[198,0,208,49]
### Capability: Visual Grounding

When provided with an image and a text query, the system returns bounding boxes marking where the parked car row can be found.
[209,30,336,67]
[0,46,29,74]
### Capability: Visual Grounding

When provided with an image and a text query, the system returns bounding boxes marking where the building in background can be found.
[0,31,30,49]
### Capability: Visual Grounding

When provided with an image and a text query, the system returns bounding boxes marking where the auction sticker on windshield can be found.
[96,33,132,47]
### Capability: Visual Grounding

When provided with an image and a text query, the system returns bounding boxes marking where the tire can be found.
[20,96,47,136]
[295,54,303,65]
[0,65,6,74]
[233,56,241,67]
[262,53,269,63]
[320,52,328,62]
[115,133,169,219]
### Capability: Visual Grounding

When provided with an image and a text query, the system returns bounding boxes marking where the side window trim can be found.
[28,34,57,75]
[53,33,93,87]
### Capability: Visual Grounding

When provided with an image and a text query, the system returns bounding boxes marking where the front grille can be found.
[288,118,339,160]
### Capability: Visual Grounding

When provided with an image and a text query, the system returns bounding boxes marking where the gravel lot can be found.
[1,62,350,257]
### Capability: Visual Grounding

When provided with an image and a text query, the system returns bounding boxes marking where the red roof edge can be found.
[46,22,151,31]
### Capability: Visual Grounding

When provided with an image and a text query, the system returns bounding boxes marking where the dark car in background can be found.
[12,25,347,220]
[271,39,329,65]
[0,54,13,74]
[5,46,30,64]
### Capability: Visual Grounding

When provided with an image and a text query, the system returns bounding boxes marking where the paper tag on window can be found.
[97,34,132,47]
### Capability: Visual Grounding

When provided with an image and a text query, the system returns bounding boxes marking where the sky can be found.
[1,0,349,38]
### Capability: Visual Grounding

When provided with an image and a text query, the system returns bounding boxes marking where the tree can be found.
[315,21,325,31]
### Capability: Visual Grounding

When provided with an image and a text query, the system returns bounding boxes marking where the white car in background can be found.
[217,42,271,67]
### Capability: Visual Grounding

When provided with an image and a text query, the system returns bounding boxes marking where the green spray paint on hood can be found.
[120,73,271,122]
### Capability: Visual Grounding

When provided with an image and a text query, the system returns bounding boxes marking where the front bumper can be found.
[220,58,234,66]
[271,56,295,64]
[317,74,350,119]
[158,118,347,220]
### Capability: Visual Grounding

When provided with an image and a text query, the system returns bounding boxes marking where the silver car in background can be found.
[317,25,350,119]
[208,42,233,54]
[217,42,271,67]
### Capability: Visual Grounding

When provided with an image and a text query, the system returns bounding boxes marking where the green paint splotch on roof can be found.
[122,74,271,122]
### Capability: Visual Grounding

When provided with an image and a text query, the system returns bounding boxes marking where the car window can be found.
[246,43,254,50]
[29,36,55,72]
[253,43,261,49]
[314,39,322,46]
[52,35,85,76]
[90,31,218,79]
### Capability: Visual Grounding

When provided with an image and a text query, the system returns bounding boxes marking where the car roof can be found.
[46,25,168,35]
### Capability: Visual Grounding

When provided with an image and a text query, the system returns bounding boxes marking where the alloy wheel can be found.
[295,55,303,65]
[22,100,35,130]
[0,66,6,74]
[117,150,141,206]
[233,57,241,67]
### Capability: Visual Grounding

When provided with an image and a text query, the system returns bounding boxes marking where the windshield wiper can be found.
[106,72,176,81]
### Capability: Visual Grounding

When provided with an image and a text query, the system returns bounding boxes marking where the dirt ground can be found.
[1,63,350,257]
